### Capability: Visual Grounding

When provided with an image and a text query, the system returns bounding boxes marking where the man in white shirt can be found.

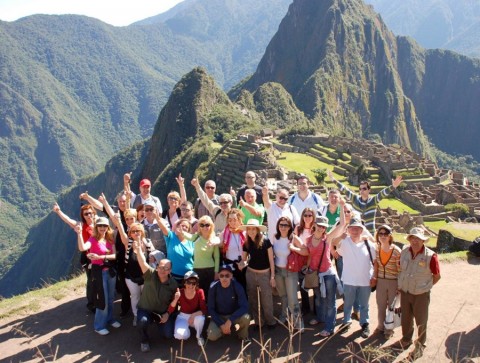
[288,175,324,215]
[263,186,300,242]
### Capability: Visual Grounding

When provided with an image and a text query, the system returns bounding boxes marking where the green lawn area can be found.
[379,198,420,214]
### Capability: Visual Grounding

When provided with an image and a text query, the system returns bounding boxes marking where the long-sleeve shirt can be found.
[195,185,228,234]
[334,179,393,233]
[207,280,249,326]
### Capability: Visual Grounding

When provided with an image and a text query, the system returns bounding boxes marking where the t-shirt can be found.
[243,238,272,270]
[320,204,341,232]
[165,231,194,277]
[87,237,114,266]
[273,236,291,268]
[337,237,376,286]
[192,234,220,272]
[288,191,324,215]
[175,288,207,315]
[266,203,300,242]
[307,236,331,272]
[137,268,177,313]
[240,202,265,225]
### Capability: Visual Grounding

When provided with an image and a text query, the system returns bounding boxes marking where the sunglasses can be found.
[185,280,197,285]
[158,266,171,271]
[279,223,290,228]
[219,201,230,205]
[83,212,94,216]
[360,187,369,191]
[205,186,216,190]
[97,225,108,228]
[168,197,179,202]
[303,214,313,217]
[131,230,142,234]
[278,196,288,201]
[219,274,231,278]
[378,232,390,236]
[246,176,255,179]
[344,210,351,214]
[199,223,211,228]
[145,208,154,212]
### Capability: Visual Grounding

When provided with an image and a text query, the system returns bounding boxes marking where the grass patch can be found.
[438,250,469,262]
[441,223,480,241]
[424,220,448,233]
[379,198,420,214]
[0,274,85,319]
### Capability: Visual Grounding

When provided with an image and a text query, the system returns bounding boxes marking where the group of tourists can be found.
[53,170,441,360]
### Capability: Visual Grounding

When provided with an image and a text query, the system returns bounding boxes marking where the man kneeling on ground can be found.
[207,264,250,342]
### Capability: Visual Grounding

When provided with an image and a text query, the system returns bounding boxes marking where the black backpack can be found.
[469,237,480,257]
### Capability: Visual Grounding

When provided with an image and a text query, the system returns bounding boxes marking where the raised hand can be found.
[79,191,89,200]
[124,172,132,184]
[53,203,60,213]
[392,175,403,189]
[176,173,184,185]
[191,178,199,188]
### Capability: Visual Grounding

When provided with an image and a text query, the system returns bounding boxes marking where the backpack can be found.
[469,237,480,257]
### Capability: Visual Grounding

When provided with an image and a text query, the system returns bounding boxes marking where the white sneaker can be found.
[110,321,121,328]
[95,328,110,336]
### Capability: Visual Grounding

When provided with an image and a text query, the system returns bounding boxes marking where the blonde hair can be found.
[128,222,145,239]
[198,215,215,240]
[124,208,137,219]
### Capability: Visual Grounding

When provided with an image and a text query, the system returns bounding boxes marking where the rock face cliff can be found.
[243,0,429,154]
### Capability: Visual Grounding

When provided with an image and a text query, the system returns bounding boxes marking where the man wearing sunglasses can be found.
[207,264,250,343]
[142,200,168,254]
[236,171,263,205]
[194,180,220,219]
[327,170,403,233]
[192,178,233,235]
[263,186,300,242]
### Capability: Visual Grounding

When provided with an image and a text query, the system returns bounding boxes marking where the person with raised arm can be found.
[75,217,120,336]
[191,177,233,235]
[132,239,177,353]
[124,173,163,214]
[236,171,263,205]
[327,170,403,234]
[238,188,265,225]
[53,202,97,312]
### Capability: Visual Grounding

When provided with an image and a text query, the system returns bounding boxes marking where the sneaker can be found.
[361,323,370,338]
[110,321,121,328]
[95,328,110,336]
[319,329,331,337]
[140,343,150,352]
[351,310,360,321]
[133,317,137,327]
[309,318,320,326]
[197,337,205,346]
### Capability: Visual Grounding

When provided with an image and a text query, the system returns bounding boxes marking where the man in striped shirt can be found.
[327,170,403,234]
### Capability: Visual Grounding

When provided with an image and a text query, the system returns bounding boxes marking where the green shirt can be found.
[241,202,265,225]
[137,268,177,313]
[192,234,220,272]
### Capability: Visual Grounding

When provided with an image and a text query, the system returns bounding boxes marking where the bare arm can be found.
[262,185,272,209]
[79,192,103,211]
[75,224,91,251]
[191,178,220,215]
[133,240,149,274]
[268,247,276,288]
[432,273,441,285]
[290,235,309,256]
[153,209,170,236]
[239,198,263,217]
[98,193,116,220]
[53,203,77,229]
[176,173,187,203]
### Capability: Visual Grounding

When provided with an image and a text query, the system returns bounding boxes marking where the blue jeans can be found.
[94,270,116,331]
[137,308,175,344]
[343,285,371,326]
[314,274,337,333]
[336,257,359,311]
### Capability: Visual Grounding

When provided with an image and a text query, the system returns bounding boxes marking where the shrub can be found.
[312,168,327,184]
[445,203,470,218]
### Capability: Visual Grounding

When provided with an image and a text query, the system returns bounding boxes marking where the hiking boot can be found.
[140,343,150,352]
[361,323,370,338]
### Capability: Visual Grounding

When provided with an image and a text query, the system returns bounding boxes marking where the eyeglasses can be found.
[303,214,313,217]
[199,223,211,228]
[219,274,231,278]
[297,182,307,186]
[158,266,171,271]
[360,187,369,191]
[131,230,142,234]
[185,280,197,285]
[181,208,191,212]
[278,196,288,201]
[219,201,230,205]
[205,186,215,190]
[279,223,290,228]
[145,208,154,212]
[246,176,255,179]
[344,210,351,214]
[378,232,390,236]
[83,212,93,216]
[168,197,179,202]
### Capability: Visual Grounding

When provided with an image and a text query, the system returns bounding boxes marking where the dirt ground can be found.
[1,257,479,363]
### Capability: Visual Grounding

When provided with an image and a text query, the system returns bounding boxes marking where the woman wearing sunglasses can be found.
[171,271,207,346]
[374,224,401,338]
[76,217,120,335]
[273,216,308,331]
[189,216,220,298]
[53,202,97,312]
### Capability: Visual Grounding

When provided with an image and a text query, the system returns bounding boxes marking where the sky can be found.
[0,0,185,26]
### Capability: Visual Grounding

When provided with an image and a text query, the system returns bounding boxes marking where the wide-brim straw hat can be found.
[238,219,267,232]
